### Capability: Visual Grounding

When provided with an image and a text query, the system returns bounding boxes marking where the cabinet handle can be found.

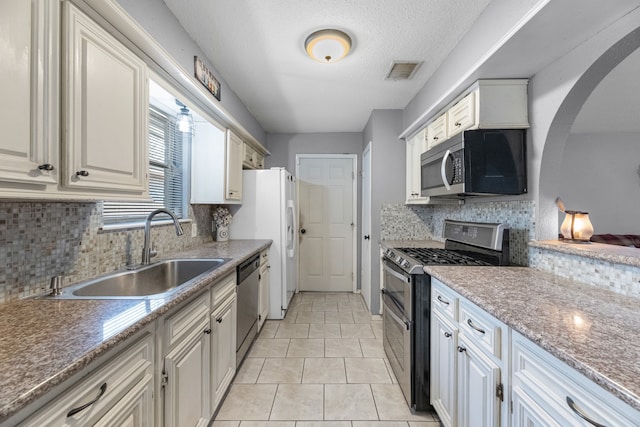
[67,383,107,417]
[38,163,55,171]
[457,346,466,353]
[467,318,485,334]
[75,170,89,177]
[203,328,212,334]
[566,397,607,427]
[433,136,439,141]
[455,121,462,127]
[437,295,450,305]
[216,318,223,324]
[444,332,452,338]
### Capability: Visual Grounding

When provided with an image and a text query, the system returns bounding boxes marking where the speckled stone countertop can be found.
[425,266,640,411]
[0,239,271,423]
[531,239,640,268]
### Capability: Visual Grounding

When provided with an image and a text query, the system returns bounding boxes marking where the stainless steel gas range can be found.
[381,219,509,412]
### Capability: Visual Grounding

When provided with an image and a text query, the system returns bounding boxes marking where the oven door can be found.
[381,259,413,407]
[382,292,412,408]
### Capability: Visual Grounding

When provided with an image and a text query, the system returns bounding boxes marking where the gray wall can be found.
[363,110,405,314]
[559,132,640,234]
[116,0,266,144]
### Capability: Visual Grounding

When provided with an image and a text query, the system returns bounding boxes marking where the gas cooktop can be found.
[382,220,510,274]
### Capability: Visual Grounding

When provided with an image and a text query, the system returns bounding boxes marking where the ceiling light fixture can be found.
[305,29,352,63]
[175,100,193,134]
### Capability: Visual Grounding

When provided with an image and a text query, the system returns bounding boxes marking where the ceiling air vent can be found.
[385,61,422,80]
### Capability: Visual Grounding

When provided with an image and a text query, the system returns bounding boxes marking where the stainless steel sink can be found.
[50,258,230,299]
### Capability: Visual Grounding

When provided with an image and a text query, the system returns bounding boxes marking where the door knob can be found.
[364,235,370,240]
[300,228,306,234]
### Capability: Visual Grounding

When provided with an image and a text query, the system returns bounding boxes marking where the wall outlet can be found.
[191,222,198,237]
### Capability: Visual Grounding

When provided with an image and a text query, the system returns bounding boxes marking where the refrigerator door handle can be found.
[286,200,296,258]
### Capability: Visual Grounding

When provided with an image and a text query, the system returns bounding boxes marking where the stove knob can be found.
[397,257,404,265]
[401,259,410,269]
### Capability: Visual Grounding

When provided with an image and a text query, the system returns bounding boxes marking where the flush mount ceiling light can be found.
[305,29,352,63]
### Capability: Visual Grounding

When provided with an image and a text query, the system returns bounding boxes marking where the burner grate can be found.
[396,247,495,266]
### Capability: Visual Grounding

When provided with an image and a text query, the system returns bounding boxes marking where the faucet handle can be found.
[50,276,63,296]
[150,244,158,259]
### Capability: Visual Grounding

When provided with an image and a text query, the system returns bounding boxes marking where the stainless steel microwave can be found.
[420,129,527,199]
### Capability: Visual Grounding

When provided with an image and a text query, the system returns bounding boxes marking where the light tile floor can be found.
[213,292,440,427]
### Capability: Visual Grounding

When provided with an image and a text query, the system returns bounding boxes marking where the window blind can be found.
[103,106,186,224]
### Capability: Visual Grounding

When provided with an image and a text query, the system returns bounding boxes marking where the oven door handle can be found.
[382,261,411,283]
[384,299,411,331]
[440,149,452,191]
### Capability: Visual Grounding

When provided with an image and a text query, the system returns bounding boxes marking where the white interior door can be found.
[361,143,372,310]
[297,155,356,292]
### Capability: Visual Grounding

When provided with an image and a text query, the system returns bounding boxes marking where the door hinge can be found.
[161,370,169,388]
[258,314,262,321]
[496,383,504,402]
[258,274,261,280]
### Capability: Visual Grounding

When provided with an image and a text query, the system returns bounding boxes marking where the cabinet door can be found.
[512,384,565,427]
[258,262,270,331]
[0,0,58,187]
[225,130,243,200]
[94,375,154,427]
[163,325,210,427]
[447,92,476,137]
[457,336,501,427]
[427,114,447,150]
[431,312,458,427]
[62,2,147,195]
[210,296,237,414]
[405,133,428,203]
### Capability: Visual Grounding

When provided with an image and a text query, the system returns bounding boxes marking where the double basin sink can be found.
[49,258,231,299]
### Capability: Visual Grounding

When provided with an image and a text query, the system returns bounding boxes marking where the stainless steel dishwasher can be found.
[236,253,260,366]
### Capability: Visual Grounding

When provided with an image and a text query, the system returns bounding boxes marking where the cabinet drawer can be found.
[458,300,504,359]
[212,272,236,310]
[512,332,640,426]
[21,331,154,426]
[259,250,269,266]
[164,291,210,349]
[447,91,476,137]
[431,279,458,321]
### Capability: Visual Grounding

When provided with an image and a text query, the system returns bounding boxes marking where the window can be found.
[103,80,189,226]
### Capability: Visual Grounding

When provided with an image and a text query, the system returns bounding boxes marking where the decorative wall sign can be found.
[194,56,221,101]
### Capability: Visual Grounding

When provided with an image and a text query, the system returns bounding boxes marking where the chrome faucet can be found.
[141,208,184,265]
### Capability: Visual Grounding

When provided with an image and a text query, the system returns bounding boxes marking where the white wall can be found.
[559,132,640,234]
[116,0,266,144]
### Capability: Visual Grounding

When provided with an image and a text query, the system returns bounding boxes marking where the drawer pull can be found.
[38,163,55,171]
[75,170,89,177]
[444,332,452,338]
[437,295,450,305]
[216,318,223,323]
[457,346,466,353]
[467,318,486,334]
[566,396,607,427]
[204,328,212,334]
[67,382,107,417]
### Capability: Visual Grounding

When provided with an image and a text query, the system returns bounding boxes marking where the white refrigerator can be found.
[229,168,297,319]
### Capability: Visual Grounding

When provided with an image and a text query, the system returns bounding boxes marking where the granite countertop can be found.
[425,265,640,411]
[531,239,640,268]
[0,239,271,423]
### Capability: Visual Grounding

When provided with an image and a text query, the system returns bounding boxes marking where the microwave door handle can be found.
[440,149,452,191]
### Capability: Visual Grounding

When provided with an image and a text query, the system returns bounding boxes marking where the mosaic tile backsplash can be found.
[381,200,536,266]
[0,202,216,304]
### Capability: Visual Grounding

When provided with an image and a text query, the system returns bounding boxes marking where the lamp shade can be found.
[305,29,351,63]
[560,211,594,242]
[176,106,193,134]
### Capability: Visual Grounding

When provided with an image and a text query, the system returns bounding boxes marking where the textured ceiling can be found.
[161,0,492,133]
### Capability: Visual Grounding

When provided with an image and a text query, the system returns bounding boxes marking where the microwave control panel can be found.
[449,150,464,184]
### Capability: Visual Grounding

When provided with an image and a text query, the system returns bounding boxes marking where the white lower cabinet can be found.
[20,327,154,427]
[431,278,640,427]
[210,294,237,412]
[457,334,502,427]
[511,331,640,427]
[258,249,270,331]
[430,311,457,427]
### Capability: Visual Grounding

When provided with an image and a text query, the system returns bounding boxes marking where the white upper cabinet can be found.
[225,129,243,201]
[61,2,148,196]
[0,0,58,187]
[426,114,448,150]
[191,123,243,204]
[405,129,428,204]
[446,91,476,138]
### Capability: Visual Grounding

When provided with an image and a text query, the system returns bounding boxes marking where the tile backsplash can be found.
[381,200,536,266]
[0,202,214,303]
